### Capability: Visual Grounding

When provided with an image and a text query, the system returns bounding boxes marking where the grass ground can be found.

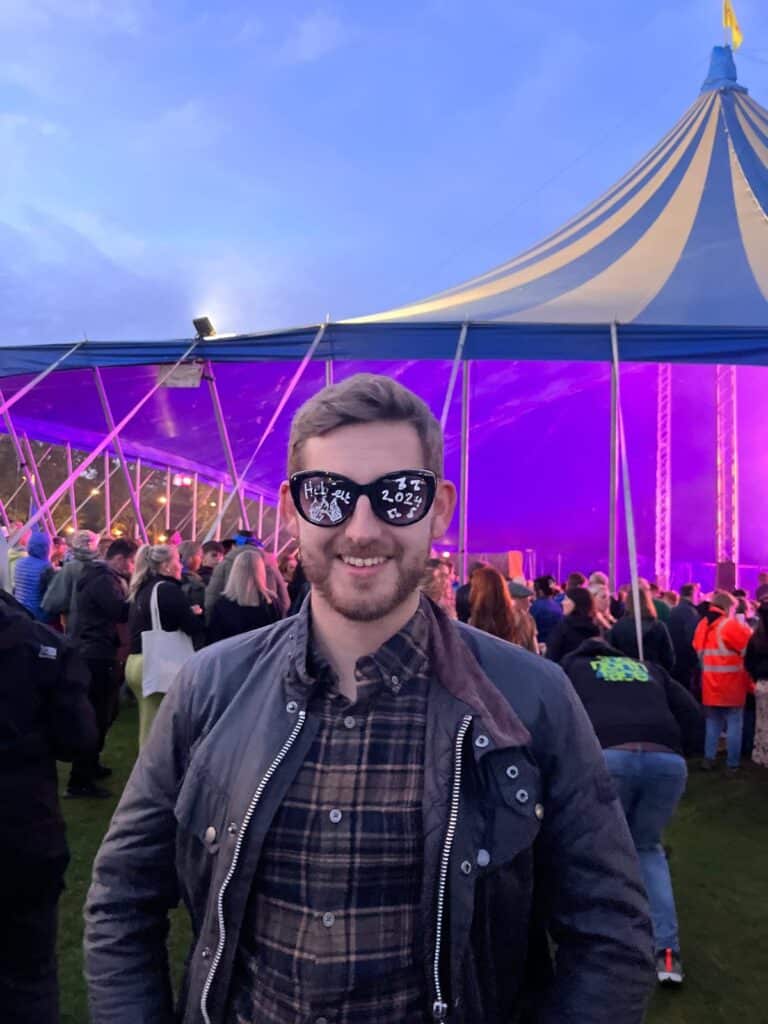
[59,704,768,1023]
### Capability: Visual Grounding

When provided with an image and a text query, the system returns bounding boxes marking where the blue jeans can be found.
[704,706,744,768]
[604,750,687,952]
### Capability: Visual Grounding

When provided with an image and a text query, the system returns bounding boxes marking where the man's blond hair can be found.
[287,373,443,477]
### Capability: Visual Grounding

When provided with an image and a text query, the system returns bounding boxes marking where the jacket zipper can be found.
[432,714,473,1022]
[200,710,307,1024]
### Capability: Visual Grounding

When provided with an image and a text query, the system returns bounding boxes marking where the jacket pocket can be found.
[481,751,543,867]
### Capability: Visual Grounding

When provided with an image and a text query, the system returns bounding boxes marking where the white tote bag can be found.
[141,581,195,698]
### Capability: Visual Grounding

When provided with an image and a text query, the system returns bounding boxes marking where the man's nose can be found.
[343,495,383,544]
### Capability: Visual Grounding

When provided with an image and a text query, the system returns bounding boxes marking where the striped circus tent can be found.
[354,46,768,330]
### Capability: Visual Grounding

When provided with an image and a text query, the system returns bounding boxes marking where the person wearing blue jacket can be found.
[13,532,52,621]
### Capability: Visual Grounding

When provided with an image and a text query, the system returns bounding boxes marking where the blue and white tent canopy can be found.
[354,46,768,332]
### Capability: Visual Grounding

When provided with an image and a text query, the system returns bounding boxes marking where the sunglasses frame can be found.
[289,469,437,528]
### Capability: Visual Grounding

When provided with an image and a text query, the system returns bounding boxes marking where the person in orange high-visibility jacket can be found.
[693,591,754,771]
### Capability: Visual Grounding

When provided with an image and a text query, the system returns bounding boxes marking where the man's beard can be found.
[301,535,430,622]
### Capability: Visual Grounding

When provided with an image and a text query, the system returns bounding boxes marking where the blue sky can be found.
[1,0,767,343]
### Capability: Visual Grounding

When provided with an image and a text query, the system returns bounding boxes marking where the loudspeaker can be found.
[715,561,736,592]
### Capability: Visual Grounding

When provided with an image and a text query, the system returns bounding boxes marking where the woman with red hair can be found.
[469,565,536,650]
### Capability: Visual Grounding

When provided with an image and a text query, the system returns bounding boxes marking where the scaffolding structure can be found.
[715,364,740,580]
[654,364,672,589]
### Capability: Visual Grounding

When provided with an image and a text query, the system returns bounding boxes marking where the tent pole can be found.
[205,360,250,528]
[165,468,172,533]
[609,357,619,595]
[0,341,83,422]
[192,472,199,541]
[440,323,468,432]
[273,502,281,556]
[458,360,471,584]
[107,468,155,534]
[4,445,52,511]
[258,495,264,538]
[215,482,223,542]
[104,452,112,535]
[93,368,149,543]
[134,458,142,539]
[58,463,122,533]
[610,323,643,661]
[0,393,52,535]
[0,496,10,532]
[21,434,57,536]
[325,360,334,387]
[7,341,198,544]
[66,444,78,531]
[204,323,327,542]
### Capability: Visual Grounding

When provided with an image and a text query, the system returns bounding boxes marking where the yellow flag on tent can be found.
[723,0,744,50]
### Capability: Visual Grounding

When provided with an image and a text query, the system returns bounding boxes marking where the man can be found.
[693,590,753,773]
[755,570,768,604]
[13,531,52,621]
[68,538,137,797]
[199,540,225,587]
[649,583,671,624]
[530,574,563,647]
[86,374,654,1023]
[0,588,97,1022]
[50,535,68,569]
[205,531,290,620]
[41,529,100,630]
[668,583,701,693]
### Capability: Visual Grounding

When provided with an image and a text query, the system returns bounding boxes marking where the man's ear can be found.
[430,480,457,540]
[279,481,299,539]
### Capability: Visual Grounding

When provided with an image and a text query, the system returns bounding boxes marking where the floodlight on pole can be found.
[193,316,216,339]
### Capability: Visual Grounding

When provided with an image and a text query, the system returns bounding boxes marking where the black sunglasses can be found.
[290,470,437,528]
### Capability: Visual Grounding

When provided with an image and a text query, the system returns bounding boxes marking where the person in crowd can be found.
[468,565,535,649]
[205,531,290,620]
[86,373,654,1024]
[648,582,671,624]
[125,544,205,749]
[546,586,601,663]
[566,571,587,590]
[179,541,206,608]
[561,638,703,987]
[588,578,616,634]
[453,559,486,623]
[591,571,625,620]
[668,583,701,692]
[5,520,30,589]
[50,535,68,569]
[420,556,457,618]
[507,580,538,652]
[198,540,225,587]
[66,539,137,798]
[756,570,768,604]
[609,584,675,672]
[745,598,768,768]
[693,590,754,773]
[662,590,679,609]
[42,529,100,630]
[530,574,563,647]
[13,531,52,621]
[0,588,97,1023]
[208,548,281,644]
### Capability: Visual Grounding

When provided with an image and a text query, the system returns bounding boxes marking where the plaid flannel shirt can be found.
[228,603,432,1024]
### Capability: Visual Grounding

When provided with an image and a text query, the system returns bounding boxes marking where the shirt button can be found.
[322,912,335,928]
[329,808,343,824]
[343,715,356,729]
[204,826,217,843]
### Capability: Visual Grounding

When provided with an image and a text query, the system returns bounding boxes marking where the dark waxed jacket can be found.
[0,592,98,861]
[70,560,130,661]
[85,598,654,1024]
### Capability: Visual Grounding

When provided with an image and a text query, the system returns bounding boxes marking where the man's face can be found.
[281,421,456,623]
[110,554,136,578]
[203,550,223,568]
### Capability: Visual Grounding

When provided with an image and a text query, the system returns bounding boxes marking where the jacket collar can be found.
[284,592,530,750]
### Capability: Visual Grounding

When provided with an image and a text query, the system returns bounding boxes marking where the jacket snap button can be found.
[460,860,472,875]
[505,764,519,779]
[227,822,238,835]
[286,700,299,713]
[201,947,211,960]
[535,803,544,820]
[204,826,217,843]
[474,734,490,748]
[515,789,529,804]
[476,849,490,868]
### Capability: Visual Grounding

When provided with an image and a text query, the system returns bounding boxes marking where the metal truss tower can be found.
[715,364,740,579]
[654,364,672,589]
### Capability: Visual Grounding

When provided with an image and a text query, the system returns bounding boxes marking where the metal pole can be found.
[21,434,57,536]
[165,468,172,532]
[134,458,142,539]
[205,323,327,541]
[440,323,468,432]
[192,472,199,541]
[0,393,52,535]
[205,360,250,527]
[215,482,224,542]
[106,468,156,533]
[654,364,672,589]
[458,361,471,583]
[92,367,149,543]
[273,502,281,556]
[0,341,83,421]
[609,360,619,595]
[8,341,198,544]
[715,365,740,585]
[104,451,112,535]
[325,359,334,387]
[258,495,264,538]
[58,463,122,532]
[0,497,10,531]
[66,444,78,530]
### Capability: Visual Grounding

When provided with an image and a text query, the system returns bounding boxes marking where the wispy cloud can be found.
[276,11,353,65]
[131,100,230,154]
[0,0,142,34]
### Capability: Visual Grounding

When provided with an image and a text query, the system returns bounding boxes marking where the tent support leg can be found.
[458,360,471,584]
[93,368,149,543]
[206,361,250,528]
[21,434,57,536]
[104,452,112,535]
[215,483,224,542]
[192,473,199,541]
[273,503,281,556]
[325,360,334,387]
[258,495,264,538]
[66,444,78,531]
[654,364,672,589]
[440,323,468,432]
[609,360,619,595]
[165,468,172,533]
[0,392,52,535]
[8,341,198,544]
[204,323,327,542]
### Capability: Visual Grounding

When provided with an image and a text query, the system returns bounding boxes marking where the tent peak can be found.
[700,44,747,94]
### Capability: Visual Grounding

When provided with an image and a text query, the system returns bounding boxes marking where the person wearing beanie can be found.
[41,530,100,631]
[13,533,52,621]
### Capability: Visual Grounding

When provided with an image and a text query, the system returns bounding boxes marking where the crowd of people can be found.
[0,372,766,1023]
